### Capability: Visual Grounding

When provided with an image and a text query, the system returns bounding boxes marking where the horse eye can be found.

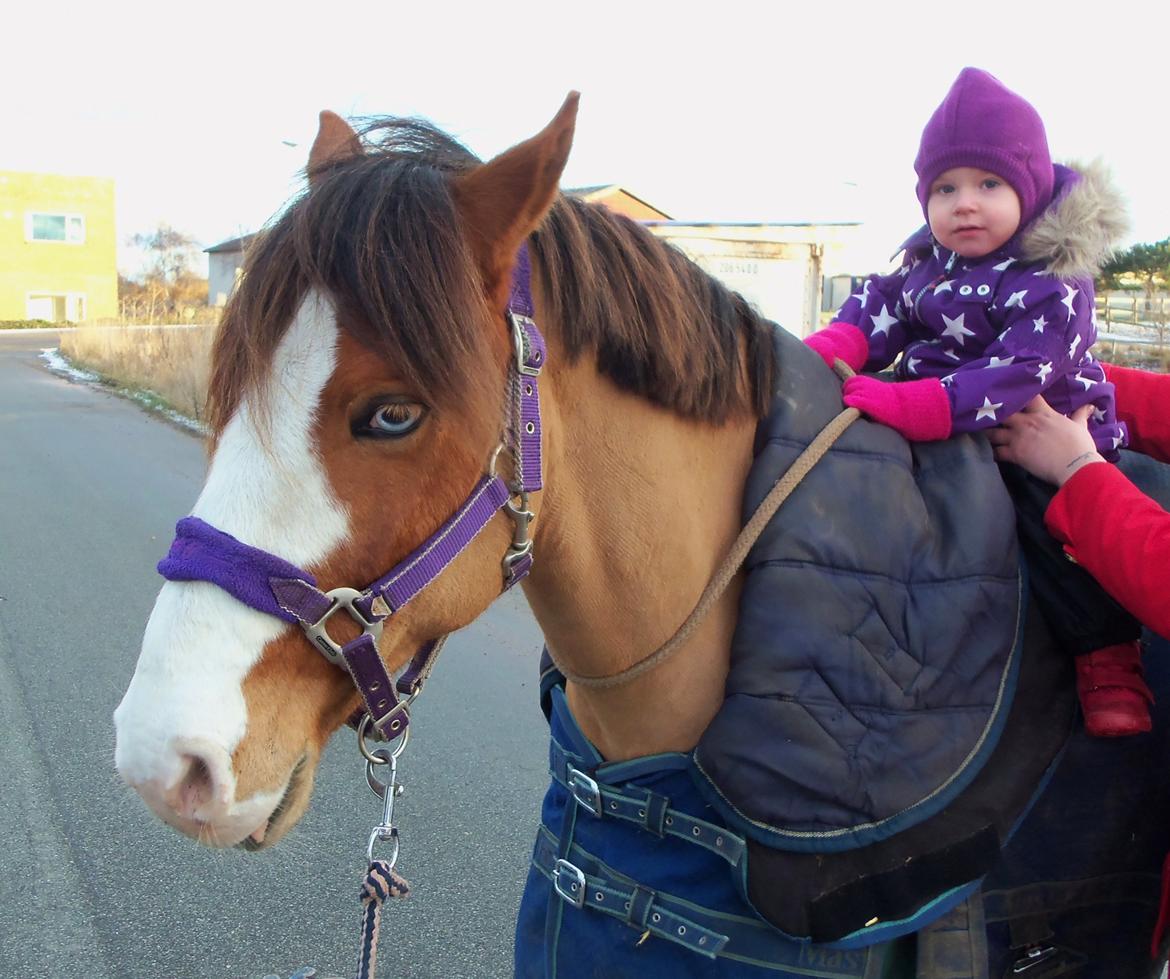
[361,402,427,439]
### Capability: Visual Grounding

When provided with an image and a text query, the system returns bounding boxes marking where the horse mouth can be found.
[239,754,307,851]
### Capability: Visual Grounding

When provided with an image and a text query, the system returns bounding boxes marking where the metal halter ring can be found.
[357,713,411,765]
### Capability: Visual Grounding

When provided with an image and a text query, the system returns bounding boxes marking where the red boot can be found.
[1075,641,1153,737]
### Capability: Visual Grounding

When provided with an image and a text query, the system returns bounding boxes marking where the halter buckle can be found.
[302,587,384,666]
[509,311,543,376]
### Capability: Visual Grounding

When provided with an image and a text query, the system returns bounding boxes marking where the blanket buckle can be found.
[567,766,602,816]
[553,859,587,909]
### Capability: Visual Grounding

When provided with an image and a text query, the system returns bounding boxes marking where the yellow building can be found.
[0,170,117,322]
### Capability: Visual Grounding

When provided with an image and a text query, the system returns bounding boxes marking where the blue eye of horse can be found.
[363,402,426,438]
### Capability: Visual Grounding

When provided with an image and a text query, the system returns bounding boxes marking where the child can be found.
[803,67,1145,737]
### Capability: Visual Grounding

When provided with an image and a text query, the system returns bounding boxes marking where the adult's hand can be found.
[987,396,1104,486]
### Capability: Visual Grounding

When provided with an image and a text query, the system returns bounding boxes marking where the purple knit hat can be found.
[915,68,1054,229]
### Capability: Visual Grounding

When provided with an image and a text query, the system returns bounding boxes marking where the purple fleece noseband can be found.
[157,246,546,738]
[159,518,324,624]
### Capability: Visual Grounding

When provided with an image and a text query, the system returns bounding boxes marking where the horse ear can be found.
[454,92,579,311]
[308,110,362,184]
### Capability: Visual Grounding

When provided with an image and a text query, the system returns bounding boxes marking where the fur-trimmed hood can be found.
[897,160,1130,280]
[1018,160,1130,279]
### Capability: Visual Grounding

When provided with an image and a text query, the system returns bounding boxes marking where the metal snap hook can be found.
[363,746,406,867]
[367,824,401,867]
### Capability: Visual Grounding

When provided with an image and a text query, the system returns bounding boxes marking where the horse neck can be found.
[523,348,758,761]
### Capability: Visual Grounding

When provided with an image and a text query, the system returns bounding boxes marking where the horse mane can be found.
[207,116,776,434]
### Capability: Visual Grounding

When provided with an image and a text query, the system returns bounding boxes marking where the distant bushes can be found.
[59,323,213,424]
[0,319,55,329]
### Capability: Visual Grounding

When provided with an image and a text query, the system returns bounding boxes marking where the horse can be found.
[113,95,1170,977]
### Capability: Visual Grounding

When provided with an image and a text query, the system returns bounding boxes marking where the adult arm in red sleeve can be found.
[1103,362,1170,461]
[1046,463,1170,638]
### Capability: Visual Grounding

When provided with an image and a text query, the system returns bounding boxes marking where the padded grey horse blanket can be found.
[695,327,1026,851]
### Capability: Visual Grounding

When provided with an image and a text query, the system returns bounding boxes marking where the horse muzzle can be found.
[115,733,289,849]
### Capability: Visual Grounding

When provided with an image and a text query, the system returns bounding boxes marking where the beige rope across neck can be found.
[555,360,860,691]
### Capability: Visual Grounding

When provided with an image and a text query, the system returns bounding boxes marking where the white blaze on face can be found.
[114,291,349,817]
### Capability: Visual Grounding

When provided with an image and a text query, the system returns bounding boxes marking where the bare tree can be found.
[121,224,210,323]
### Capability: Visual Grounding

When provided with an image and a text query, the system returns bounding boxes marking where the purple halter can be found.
[157,246,546,739]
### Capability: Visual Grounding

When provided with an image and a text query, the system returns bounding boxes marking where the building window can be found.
[26,212,86,243]
[26,293,86,322]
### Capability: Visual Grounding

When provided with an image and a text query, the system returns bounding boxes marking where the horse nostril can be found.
[168,753,221,821]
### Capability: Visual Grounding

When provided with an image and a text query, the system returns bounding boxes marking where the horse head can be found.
[113,96,579,848]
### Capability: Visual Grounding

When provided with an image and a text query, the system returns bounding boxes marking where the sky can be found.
[6,0,1169,277]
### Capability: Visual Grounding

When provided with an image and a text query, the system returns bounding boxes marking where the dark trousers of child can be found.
[1001,463,1143,654]
[1001,462,1150,736]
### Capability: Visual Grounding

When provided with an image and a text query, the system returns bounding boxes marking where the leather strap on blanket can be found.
[549,740,746,867]
[534,828,731,959]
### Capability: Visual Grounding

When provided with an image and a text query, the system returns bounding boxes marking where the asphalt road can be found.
[0,330,552,979]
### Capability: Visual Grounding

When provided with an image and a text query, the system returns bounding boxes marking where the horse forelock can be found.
[206,114,776,443]
[206,118,501,439]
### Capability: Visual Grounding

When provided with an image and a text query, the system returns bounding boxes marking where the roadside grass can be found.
[57,323,213,430]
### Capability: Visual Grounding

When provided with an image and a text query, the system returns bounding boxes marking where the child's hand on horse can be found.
[804,322,869,372]
[842,375,952,441]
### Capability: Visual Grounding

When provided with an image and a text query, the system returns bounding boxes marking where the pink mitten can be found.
[842,376,952,441]
[804,321,869,372]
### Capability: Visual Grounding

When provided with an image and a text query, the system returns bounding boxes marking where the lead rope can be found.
[356,861,409,979]
[354,728,412,979]
[558,360,860,690]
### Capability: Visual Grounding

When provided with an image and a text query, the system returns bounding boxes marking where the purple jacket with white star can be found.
[834,163,1129,458]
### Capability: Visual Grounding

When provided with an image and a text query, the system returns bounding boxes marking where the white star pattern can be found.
[975,397,1004,422]
[1033,314,1048,333]
[933,245,940,260]
[1004,290,1028,310]
[1092,406,1107,423]
[870,304,899,336]
[1061,284,1079,319]
[941,373,956,385]
[987,355,1015,368]
[1113,434,1125,450]
[1035,361,1053,384]
[906,356,921,375]
[1069,334,1082,359]
[1074,372,1095,391]
[935,279,954,295]
[902,290,914,309]
[992,257,1017,271]
[944,349,961,361]
[898,265,911,278]
[941,312,975,345]
[851,281,871,305]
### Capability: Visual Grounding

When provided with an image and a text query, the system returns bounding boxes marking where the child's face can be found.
[926,167,1021,258]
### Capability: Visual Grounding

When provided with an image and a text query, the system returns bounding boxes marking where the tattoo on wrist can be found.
[1065,451,1097,471]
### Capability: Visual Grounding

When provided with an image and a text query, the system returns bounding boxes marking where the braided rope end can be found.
[361,859,411,902]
